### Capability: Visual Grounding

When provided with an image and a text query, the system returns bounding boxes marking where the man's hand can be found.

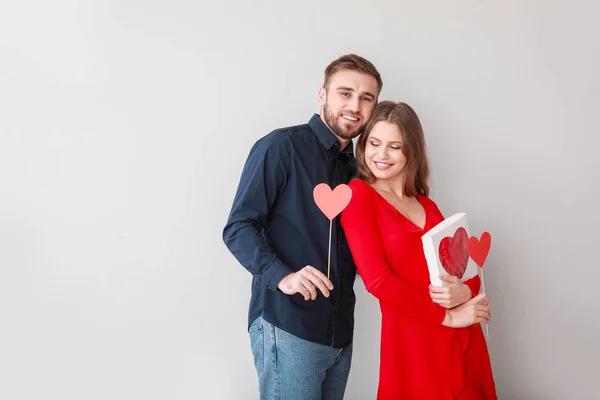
[429,275,472,309]
[277,266,334,300]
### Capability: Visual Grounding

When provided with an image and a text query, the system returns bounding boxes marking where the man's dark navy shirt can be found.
[223,114,358,348]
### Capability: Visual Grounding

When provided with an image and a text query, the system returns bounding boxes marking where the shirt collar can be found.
[308,114,354,157]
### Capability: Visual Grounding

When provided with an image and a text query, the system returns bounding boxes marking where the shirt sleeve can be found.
[222,133,294,291]
[341,181,446,325]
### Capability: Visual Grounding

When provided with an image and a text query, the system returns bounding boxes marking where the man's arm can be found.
[222,133,293,290]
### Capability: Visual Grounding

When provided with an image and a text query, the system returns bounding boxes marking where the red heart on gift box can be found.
[438,227,469,279]
[313,183,352,220]
[467,232,491,267]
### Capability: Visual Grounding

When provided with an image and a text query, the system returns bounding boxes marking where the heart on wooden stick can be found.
[313,183,352,280]
[467,231,492,339]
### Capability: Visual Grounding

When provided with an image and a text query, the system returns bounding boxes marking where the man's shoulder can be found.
[267,122,313,141]
[254,122,314,150]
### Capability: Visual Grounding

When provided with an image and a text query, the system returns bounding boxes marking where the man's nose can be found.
[347,95,360,112]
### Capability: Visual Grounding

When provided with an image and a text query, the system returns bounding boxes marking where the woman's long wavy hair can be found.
[355,101,430,197]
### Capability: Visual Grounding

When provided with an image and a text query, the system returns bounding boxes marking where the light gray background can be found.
[1,0,598,399]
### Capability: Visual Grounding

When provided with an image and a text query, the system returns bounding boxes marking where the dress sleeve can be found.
[341,181,446,325]
[464,274,481,298]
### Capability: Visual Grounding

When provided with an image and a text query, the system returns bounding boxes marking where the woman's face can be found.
[364,121,407,182]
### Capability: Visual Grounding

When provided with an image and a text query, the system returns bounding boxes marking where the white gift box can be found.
[421,213,478,287]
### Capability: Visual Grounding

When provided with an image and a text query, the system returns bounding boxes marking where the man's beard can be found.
[323,104,365,141]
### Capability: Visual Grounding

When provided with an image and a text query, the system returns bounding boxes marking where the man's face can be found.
[319,70,379,143]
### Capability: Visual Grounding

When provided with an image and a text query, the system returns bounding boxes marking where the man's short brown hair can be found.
[323,54,383,95]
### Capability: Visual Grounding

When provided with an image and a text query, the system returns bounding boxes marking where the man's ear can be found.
[318,87,327,107]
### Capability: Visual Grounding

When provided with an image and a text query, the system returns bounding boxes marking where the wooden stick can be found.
[481,268,489,338]
[327,219,332,279]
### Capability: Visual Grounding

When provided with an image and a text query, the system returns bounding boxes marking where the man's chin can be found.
[339,128,363,140]
[328,119,364,140]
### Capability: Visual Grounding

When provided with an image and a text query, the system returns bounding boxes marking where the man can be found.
[222,54,382,399]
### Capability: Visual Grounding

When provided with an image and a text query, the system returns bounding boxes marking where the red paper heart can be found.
[313,183,352,220]
[467,232,491,267]
[438,227,469,279]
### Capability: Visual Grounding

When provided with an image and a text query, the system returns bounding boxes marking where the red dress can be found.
[341,179,497,400]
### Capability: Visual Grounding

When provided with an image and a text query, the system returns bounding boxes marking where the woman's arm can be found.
[465,274,481,298]
[429,274,481,308]
[341,182,446,325]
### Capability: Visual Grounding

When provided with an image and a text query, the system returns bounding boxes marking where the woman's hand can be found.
[442,293,491,328]
[429,275,472,308]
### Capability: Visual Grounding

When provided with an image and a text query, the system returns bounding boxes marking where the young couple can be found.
[223,54,497,399]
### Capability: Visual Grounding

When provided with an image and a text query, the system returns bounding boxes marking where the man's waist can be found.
[261,301,354,348]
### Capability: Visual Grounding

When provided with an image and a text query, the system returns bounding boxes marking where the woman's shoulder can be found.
[348,178,371,192]
[347,179,374,200]
[416,193,436,207]
[416,194,444,219]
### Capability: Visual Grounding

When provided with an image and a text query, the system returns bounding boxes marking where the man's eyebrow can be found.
[336,87,376,98]
[361,91,376,99]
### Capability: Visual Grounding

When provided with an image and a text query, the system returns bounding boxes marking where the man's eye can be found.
[341,92,350,97]
[362,97,372,102]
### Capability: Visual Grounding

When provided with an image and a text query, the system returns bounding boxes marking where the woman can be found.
[341,101,497,399]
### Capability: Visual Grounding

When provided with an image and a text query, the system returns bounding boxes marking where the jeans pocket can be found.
[249,322,264,378]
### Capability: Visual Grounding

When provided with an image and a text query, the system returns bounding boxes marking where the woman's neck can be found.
[372,176,407,200]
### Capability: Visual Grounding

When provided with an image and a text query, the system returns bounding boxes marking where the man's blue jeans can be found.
[249,316,353,400]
